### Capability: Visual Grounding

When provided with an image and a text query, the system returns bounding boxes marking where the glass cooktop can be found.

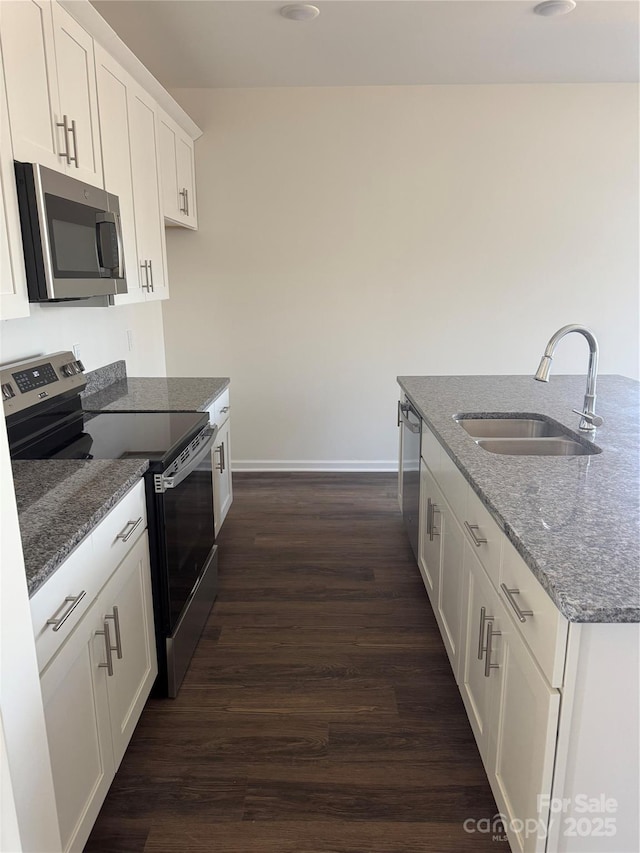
[16,410,208,465]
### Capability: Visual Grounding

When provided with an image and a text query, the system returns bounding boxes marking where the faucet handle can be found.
[572,409,604,428]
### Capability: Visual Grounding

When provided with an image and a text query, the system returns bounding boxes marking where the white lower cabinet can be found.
[40,598,114,853]
[36,497,157,853]
[462,540,559,853]
[418,462,443,602]
[213,417,233,536]
[437,499,465,679]
[98,534,157,769]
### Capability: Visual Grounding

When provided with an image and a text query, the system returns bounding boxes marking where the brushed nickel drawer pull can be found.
[46,590,86,632]
[96,620,114,676]
[116,517,143,543]
[464,521,487,546]
[500,584,534,623]
[477,606,493,660]
[105,606,123,659]
[484,621,501,677]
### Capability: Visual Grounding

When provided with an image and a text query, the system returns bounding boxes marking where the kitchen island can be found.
[397,374,639,853]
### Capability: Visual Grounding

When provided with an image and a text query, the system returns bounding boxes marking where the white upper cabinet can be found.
[94,44,141,302]
[128,81,169,301]
[0,43,30,320]
[51,0,103,187]
[0,0,61,169]
[0,0,102,187]
[158,110,198,229]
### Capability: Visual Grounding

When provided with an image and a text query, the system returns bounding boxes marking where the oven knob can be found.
[1,383,15,401]
[74,360,85,373]
[61,363,73,377]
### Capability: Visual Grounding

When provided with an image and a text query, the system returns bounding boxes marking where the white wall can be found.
[162,84,639,469]
[0,300,167,376]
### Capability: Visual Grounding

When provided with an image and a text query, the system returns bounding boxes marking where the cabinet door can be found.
[437,500,465,680]
[0,0,62,170]
[128,83,169,301]
[490,605,560,853]
[0,44,29,320]
[176,133,197,227]
[94,45,141,303]
[39,604,115,853]
[418,461,443,606]
[158,113,180,221]
[51,2,102,187]
[459,540,497,765]
[213,418,233,536]
[100,534,157,768]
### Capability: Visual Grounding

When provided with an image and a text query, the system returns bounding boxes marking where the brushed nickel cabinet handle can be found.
[96,620,114,676]
[220,406,230,414]
[116,517,143,543]
[179,188,187,214]
[56,115,71,164]
[46,590,86,632]
[105,606,123,659]
[140,260,150,290]
[429,500,439,541]
[484,621,501,678]
[500,584,534,623]
[464,521,487,546]
[69,118,78,166]
[477,606,491,660]
[148,259,154,292]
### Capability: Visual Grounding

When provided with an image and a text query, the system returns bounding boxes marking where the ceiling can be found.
[91,1,639,88]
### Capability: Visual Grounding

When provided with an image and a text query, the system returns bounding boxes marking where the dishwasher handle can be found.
[398,401,421,434]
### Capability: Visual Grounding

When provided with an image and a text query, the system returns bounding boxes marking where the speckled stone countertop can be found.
[82,377,229,414]
[398,375,639,624]
[13,459,148,598]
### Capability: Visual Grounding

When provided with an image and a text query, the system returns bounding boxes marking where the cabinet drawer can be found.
[214,388,230,426]
[500,539,568,687]
[438,448,467,520]
[31,535,96,673]
[462,486,503,588]
[91,481,147,584]
[421,422,442,474]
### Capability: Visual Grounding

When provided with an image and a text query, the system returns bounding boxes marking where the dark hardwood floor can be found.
[85,473,500,852]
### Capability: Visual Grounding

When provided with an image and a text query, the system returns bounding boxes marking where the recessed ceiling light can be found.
[280,4,320,22]
[533,0,577,16]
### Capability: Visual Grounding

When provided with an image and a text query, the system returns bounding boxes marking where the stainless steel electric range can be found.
[2,351,218,697]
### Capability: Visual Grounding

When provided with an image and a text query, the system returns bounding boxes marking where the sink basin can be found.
[455,416,565,439]
[476,438,600,456]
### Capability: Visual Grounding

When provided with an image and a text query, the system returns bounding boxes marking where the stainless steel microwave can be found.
[14,162,127,302]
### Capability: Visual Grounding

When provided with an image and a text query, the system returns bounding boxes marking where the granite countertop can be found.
[82,377,229,414]
[397,375,640,624]
[13,459,148,598]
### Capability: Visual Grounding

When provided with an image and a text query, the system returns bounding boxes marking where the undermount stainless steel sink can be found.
[455,417,564,439]
[475,438,600,456]
[454,415,601,456]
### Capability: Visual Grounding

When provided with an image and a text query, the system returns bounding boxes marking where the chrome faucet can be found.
[534,324,604,431]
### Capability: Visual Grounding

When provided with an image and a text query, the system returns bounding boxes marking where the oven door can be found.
[155,426,217,635]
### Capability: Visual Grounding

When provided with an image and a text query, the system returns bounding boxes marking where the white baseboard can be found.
[232,460,398,472]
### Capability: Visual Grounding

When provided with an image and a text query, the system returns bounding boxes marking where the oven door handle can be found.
[155,426,218,493]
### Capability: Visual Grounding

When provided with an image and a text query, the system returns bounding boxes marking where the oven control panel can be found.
[1,351,86,418]
[12,362,59,393]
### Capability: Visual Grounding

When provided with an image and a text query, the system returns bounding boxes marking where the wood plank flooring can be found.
[85,473,500,852]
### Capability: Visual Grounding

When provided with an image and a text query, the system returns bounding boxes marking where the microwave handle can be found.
[95,212,124,278]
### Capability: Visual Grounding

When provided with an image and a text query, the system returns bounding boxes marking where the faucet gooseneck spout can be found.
[534,324,603,431]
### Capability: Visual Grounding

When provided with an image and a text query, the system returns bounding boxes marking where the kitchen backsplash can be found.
[81,360,127,397]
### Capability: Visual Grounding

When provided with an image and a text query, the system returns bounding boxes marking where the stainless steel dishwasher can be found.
[398,398,422,562]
